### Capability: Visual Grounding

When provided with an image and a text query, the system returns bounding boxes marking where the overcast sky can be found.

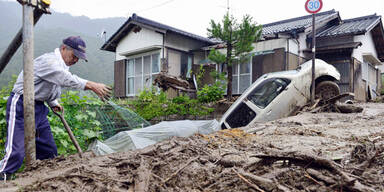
[7,0,384,36]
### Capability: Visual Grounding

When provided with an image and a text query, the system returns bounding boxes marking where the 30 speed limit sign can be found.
[305,0,323,14]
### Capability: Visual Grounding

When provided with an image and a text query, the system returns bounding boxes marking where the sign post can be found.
[305,0,323,105]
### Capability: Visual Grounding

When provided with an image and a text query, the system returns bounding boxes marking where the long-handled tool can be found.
[51,108,83,158]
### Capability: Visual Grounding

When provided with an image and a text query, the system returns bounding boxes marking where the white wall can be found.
[287,39,299,54]
[115,27,163,60]
[297,33,308,58]
[353,32,378,62]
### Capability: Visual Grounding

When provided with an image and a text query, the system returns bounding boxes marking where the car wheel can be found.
[315,81,340,101]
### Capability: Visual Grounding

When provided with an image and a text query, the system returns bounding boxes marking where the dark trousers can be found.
[0,92,57,174]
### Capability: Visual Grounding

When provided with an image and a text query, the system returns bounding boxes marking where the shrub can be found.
[49,90,103,155]
[131,87,214,120]
[197,82,226,103]
[194,65,226,103]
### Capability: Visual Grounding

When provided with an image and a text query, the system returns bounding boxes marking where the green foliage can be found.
[194,65,226,103]
[195,65,206,89]
[0,75,18,157]
[207,12,262,99]
[208,49,226,66]
[381,74,384,95]
[130,88,168,120]
[131,88,214,120]
[197,82,226,103]
[0,83,103,158]
[234,15,262,57]
[49,90,103,155]
[197,70,227,103]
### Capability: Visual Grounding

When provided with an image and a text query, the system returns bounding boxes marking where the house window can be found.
[126,59,134,95]
[126,52,161,96]
[186,56,192,78]
[217,58,252,95]
[181,53,193,78]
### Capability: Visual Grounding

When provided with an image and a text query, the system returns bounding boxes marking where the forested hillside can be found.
[0,1,126,88]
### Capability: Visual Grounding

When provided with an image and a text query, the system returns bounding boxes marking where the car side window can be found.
[247,78,291,109]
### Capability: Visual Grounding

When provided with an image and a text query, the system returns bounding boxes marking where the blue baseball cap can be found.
[63,36,88,62]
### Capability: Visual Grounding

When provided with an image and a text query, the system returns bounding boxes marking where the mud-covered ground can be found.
[1,102,384,192]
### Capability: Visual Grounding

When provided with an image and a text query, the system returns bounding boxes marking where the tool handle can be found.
[51,106,64,117]
[51,107,83,158]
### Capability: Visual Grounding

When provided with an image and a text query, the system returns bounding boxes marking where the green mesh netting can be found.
[90,101,151,139]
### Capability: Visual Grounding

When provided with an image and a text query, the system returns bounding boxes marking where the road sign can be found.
[305,0,323,14]
[305,0,323,104]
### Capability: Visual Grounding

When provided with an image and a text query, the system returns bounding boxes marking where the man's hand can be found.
[85,81,112,101]
[52,104,63,113]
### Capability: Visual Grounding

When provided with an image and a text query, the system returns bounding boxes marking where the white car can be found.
[219,59,341,129]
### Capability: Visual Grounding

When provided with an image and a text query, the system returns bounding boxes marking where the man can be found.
[0,36,111,180]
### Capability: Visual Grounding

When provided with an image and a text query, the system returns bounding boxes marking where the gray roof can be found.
[262,10,339,35]
[316,14,381,37]
[102,14,216,52]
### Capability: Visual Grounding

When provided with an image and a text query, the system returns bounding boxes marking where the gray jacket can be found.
[13,48,87,107]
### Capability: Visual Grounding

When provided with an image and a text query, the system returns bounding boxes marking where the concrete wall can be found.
[115,27,163,60]
[353,32,378,62]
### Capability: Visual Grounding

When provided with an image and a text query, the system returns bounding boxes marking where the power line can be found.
[136,0,175,13]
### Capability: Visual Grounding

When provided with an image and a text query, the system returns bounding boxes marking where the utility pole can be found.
[22,1,36,166]
[14,0,51,168]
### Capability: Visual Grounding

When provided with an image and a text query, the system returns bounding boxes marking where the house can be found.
[102,10,384,101]
[252,9,384,100]
[101,13,216,97]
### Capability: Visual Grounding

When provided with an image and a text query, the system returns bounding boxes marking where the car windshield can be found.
[247,78,290,109]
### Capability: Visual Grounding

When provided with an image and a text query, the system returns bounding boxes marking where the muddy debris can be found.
[0,103,384,192]
[301,93,364,114]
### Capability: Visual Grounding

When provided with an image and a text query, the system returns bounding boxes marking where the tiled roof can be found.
[262,10,339,35]
[316,14,381,37]
[102,14,216,52]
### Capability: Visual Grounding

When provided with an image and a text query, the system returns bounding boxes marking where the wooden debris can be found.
[303,92,364,113]
[252,151,376,192]
[232,168,265,192]
[164,157,199,183]
[153,72,196,92]
[134,158,151,192]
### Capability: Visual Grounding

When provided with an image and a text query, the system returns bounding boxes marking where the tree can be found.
[207,13,262,100]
